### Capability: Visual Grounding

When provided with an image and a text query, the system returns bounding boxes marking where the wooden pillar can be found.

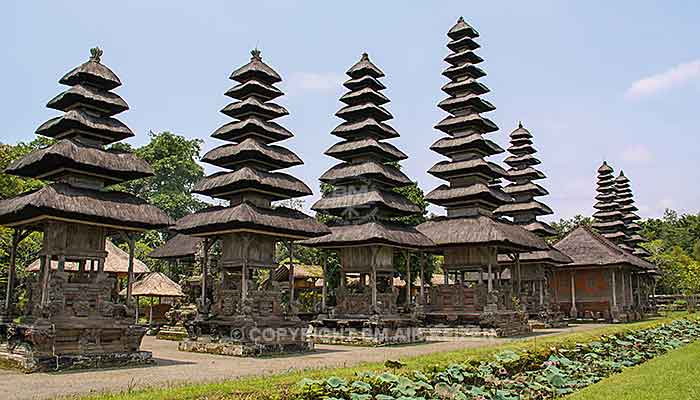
[126,234,136,304]
[287,240,295,303]
[98,257,105,274]
[570,270,577,317]
[621,270,627,307]
[515,253,522,295]
[611,268,617,308]
[40,254,51,307]
[201,237,210,308]
[135,295,139,323]
[419,253,426,305]
[629,272,634,306]
[4,231,20,316]
[487,262,493,292]
[149,297,154,327]
[539,279,544,306]
[444,271,449,285]
[478,268,483,284]
[405,250,411,306]
[371,247,378,312]
[321,251,327,311]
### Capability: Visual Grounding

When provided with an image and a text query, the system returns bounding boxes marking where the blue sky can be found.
[2,1,698,220]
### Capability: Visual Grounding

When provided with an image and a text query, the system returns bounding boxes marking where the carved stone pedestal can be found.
[308,316,424,346]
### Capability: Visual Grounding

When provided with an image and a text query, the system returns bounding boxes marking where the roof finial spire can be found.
[518,120,523,128]
[361,52,369,60]
[251,48,262,60]
[457,16,465,23]
[90,47,103,63]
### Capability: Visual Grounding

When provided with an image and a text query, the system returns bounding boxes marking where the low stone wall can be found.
[156,325,188,341]
[0,348,153,373]
[178,338,313,356]
[308,326,425,346]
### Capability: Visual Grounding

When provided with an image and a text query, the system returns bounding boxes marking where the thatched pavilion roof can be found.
[149,234,203,260]
[554,226,655,270]
[119,272,185,297]
[271,262,324,282]
[0,183,173,230]
[498,246,572,265]
[27,240,149,275]
[417,214,548,253]
[303,221,435,249]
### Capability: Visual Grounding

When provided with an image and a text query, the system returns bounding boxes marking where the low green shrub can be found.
[294,318,700,400]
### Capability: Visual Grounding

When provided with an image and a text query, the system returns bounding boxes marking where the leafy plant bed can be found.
[295,318,700,400]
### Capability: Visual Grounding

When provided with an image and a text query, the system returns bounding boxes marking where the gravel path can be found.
[0,324,607,400]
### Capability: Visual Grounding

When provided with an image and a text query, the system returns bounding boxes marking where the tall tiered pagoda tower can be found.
[592,162,631,250]
[495,123,571,323]
[417,18,547,337]
[0,48,172,372]
[174,50,328,356]
[303,53,432,345]
[615,172,650,257]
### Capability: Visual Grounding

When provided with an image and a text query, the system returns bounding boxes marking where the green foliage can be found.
[0,137,53,200]
[550,215,593,243]
[292,318,700,400]
[112,131,206,221]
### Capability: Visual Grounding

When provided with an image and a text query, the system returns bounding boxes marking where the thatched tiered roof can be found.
[149,234,203,260]
[615,172,650,257]
[174,49,327,239]
[554,226,655,270]
[495,123,555,235]
[0,48,172,231]
[305,53,432,249]
[119,272,185,297]
[493,123,571,266]
[417,18,546,253]
[28,240,149,276]
[591,161,630,249]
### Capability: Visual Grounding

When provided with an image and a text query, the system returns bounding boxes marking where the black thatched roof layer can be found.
[302,221,434,249]
[59,50,122,90]
[425,184,512,207]
[193,167,312,201]
[319,160,412,187]
[331,118,399,141]
[149,234,203,259]
[225,79,283,101]
[554,226,655,270]
[36,109,134,144]
[47,84,128,116]
[498,246,573,265]
[174,202,329,239]
[430,134,503,158]
[5,139,154,185]
[0,183,173,230]
[201,138,303,170]
[212,117,293,143]
[417,214,548,252]
[325,138,407,162]
[229,49,282,84]
[312,189,421,218]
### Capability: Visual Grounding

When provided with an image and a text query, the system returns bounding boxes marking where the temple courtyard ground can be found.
[0,323,610,400]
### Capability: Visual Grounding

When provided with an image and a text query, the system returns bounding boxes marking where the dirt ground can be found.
[0,324,607,400]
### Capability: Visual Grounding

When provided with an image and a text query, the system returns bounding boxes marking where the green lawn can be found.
[568,339,700,400]
[67,315,690,400]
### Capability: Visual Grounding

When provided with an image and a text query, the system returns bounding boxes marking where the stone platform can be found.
[178,338,313,356]
[308,316,425,346]
[422,310,532,338]
[0,347,153,373]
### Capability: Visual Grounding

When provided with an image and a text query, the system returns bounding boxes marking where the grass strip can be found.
[567,339,700,400]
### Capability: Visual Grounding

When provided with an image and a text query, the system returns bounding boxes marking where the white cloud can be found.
[621,144,653,163]
[626,58,700,99]
[289,72,344,92]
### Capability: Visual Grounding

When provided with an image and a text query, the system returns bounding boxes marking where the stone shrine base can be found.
[178,337,313,356]
[422,310,532,338]
[308,317,425,346]
[156,325,189,341]
[0,348,152,373]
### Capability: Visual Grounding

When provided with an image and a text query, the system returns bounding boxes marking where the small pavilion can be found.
[119,272,185,327]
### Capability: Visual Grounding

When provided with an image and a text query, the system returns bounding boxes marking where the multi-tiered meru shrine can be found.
[174,49,329,356]
[592,162,631,250]
[416,18,548,337]
[303,53,432,345]
[495,123,571,326]
[0,48,172,372]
